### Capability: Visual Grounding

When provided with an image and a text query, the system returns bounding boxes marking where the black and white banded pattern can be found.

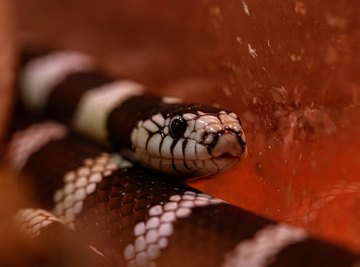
[19,49,247,178]
[6,121,68,170]
[222,224,308,267]
[123,191,224,267]
[5,120,360,267]
[131,110,246,177]
[52,153,131,229]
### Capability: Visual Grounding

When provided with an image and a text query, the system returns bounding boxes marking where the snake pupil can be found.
[169,115,187,138]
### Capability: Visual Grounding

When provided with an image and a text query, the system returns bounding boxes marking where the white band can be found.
[20,51,94,111]
[72,80,144,143]
[6,122,68,170]
[222,224,308,267]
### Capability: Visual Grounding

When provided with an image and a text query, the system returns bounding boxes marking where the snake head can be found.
[130,101,247,178]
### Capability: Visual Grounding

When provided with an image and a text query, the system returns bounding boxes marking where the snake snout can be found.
[212,132,247,159]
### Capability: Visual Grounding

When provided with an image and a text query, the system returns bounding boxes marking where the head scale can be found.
[130,101,247,178]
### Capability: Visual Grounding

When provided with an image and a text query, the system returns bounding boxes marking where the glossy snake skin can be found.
[5,49,360,266]
[19,50,246,178]
[6,120,360,267]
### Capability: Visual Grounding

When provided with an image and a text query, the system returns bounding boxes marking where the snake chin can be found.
[212,155,241,172]
[130,146,246,178]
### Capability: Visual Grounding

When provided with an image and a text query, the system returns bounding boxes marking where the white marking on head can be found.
[196,115,221,131]
[21,51,94,111]
[184,140,197,160]
[195,143,210,160]
[151,114,165,127]
[143,120,160,133]
[222,224,308,267]
[72,80,144,143]
[123,191,224,267]
[134,127,149,150]
[195,129,205,142]
[183,113,197,121]
[173,139,185,159]
[205,123,223,134]
[6,122,68,170]
[146,133,163,155]
[186,118,196,130]
[203,134,214,145]
[160,136,172,158]
[229,112,238,119]
[131,109,246,177]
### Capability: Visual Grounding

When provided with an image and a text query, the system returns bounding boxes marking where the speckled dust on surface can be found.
[189,22,360,251]
[191,102,360,252]
[188,11,360,250]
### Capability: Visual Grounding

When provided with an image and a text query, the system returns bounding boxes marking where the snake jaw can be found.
[130,108,247,177]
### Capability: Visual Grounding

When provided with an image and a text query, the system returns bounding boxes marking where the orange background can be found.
[12,0,360,253]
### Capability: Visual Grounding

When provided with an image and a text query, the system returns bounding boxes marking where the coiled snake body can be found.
[5,49,360,266]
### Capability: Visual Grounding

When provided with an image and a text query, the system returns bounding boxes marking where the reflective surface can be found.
[15,0,360,252]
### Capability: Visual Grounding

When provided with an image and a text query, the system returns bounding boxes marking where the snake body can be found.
[6,120,360,267]
[19,50,246,178]
[4,49,360,266]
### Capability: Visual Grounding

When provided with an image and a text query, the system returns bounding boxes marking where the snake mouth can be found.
[214,152,238,160]
[135,151,240,161]
[133,148,242,177]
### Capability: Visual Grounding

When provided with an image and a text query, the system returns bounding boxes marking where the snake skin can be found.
[14,207,111,267]
[18,49,247,177]
[8,48,360,266]
[5,119,360,267]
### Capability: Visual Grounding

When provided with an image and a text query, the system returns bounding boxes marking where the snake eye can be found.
[169,115,187,138]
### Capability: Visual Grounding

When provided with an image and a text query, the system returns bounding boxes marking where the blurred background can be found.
[0,0,359,254]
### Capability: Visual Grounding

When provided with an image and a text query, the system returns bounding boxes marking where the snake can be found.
[4,48,360,266]
[19,50,247,178]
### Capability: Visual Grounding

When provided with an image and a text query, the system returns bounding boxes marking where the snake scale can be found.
[4,49,360,266]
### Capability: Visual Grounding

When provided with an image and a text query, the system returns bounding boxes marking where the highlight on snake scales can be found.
[1,47,357,267]
[19,50,247,178]
[5,118,360,267]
